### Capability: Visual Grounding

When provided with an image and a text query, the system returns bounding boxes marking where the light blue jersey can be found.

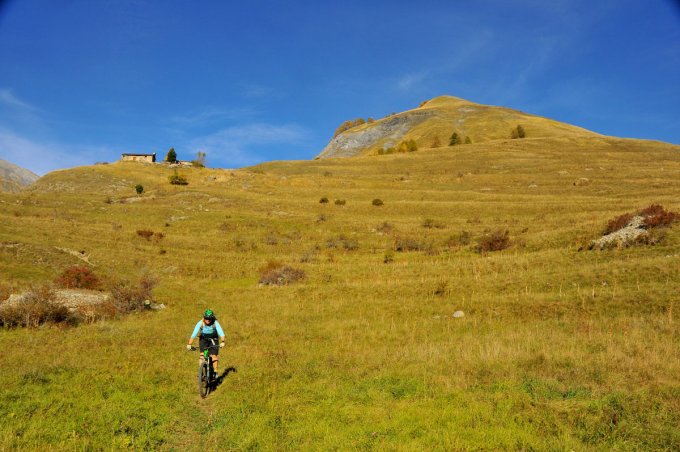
[191,320,225,339]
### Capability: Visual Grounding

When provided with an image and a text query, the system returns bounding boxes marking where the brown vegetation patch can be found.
[477,230,511,253]
[258,261,306,286]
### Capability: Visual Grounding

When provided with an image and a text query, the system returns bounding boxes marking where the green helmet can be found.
[203,309,215,320]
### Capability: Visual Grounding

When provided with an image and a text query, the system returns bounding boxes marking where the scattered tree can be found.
[511,125,526,139]
[165,147,177,163]
[449,132,461,146]
[168,170,188,185]
[192,151,207,168]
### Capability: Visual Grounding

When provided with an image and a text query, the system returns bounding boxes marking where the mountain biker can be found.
[187,309,225,376]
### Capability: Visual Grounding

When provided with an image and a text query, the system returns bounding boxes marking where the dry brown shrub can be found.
[108,274,157,313]
[477,230,511,253]
[258,261,306,286]
[639,204,678,229]
[394,237,425,252]
[55,265,101,290]
[0,284,78,328]
[603,213,633,235]
[136,230,154,240]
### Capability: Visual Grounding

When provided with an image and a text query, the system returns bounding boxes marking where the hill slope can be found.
[1,136,680,449]
[317,95,601,158]
[0,158,39,192]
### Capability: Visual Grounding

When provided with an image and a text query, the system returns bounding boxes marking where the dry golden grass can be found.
[0,135,679,449]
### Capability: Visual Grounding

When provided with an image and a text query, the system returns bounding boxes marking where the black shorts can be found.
[199,336,220,355]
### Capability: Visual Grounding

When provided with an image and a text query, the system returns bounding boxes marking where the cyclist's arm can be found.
[188,320,202,345]
[216,321,226,342]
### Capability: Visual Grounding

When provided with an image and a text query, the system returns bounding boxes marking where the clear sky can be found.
[0,0,678,175]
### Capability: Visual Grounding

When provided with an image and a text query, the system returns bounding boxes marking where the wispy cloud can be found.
[187,123,310,167]
[0,88,38,112]
[0,128,113,175]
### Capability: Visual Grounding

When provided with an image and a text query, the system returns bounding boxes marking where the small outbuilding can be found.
[121,153,156,163]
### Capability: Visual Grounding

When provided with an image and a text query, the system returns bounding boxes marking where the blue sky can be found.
[0,0,678,175]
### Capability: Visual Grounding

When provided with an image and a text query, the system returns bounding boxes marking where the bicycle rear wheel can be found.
[198,362,209,398]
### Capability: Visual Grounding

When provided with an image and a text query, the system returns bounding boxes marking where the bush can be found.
[511,125,526,139]
[335,199,346,206]
[477,230,511,253]
[55,266,101,290]
[372,198,384,206]
[639,204,678,229]
[258,261,306,286]
[135,184,144,195]
[319,197,329,204]
[465,136,472,144]
[430,136,442,148]
[449,132,461,146]
[603,213,634,235]
[394,237,425,252]
[169,171,188,185]
[0,284,76,328]
[447,231,471,247]
[376,222,393,233]
[137,229,154,240]
[422,218,445,229]
[108,273,157,313]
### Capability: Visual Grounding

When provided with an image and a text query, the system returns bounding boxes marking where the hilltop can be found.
[0,158,39,193]
[1,111,680,449]
[318,95,602,158]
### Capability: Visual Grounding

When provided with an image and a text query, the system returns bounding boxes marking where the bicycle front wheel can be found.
[198,362,209,398]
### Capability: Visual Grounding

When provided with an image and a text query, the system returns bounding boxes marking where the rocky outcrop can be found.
[317,110,434,159]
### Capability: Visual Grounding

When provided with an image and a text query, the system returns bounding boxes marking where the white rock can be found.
[453,310,465,318]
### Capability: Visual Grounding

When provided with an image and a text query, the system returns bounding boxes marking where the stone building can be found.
[121,153,156,163]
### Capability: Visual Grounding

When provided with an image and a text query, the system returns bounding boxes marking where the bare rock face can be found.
[317,110,434,159]
[589,216,647,250]
[0,159,39,192]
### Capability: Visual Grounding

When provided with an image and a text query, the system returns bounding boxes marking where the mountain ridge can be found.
[0,158,40,193]
[317,95,602,159]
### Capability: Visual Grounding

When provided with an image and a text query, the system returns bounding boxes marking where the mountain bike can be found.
[189,346,217,398]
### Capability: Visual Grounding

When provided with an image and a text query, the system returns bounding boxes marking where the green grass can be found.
[1,136,680,449]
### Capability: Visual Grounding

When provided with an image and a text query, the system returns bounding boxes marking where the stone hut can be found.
[121,153,156,163]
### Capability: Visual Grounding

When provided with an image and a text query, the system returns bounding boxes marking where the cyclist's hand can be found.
[186,344,192,351]
[219,342,225,348]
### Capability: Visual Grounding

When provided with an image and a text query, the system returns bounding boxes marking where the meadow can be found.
[1,136,679,450]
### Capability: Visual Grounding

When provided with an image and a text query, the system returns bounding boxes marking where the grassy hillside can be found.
[1,136,680,449]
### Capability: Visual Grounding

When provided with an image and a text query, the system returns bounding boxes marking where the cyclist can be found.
[187,309,225,376]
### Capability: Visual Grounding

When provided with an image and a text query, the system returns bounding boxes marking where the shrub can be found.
[0,284,76,328]
[55,266,101,290]
[372,198,384,206]
[376,222,393,233]
[334,118,366,137]
[137,229,154,240]
[639,204,678,228]
[335,199,346,206]
[447,231,471,248]
[258,261,306,286]
[511,125,526,139]
[422,218,445,229]
[603,213,634,235]
[109,273,157,313]
[319,197,329,204]
[465,136,472,144]
[153,232,164,243]
[135,184,144,195]
[430,136,442,148]
[394,237,425,252]
[449,132,461,146]
[383,250,394,263]
[169,171,188,185]
[477,230,511,253]
[191,151,206,168]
